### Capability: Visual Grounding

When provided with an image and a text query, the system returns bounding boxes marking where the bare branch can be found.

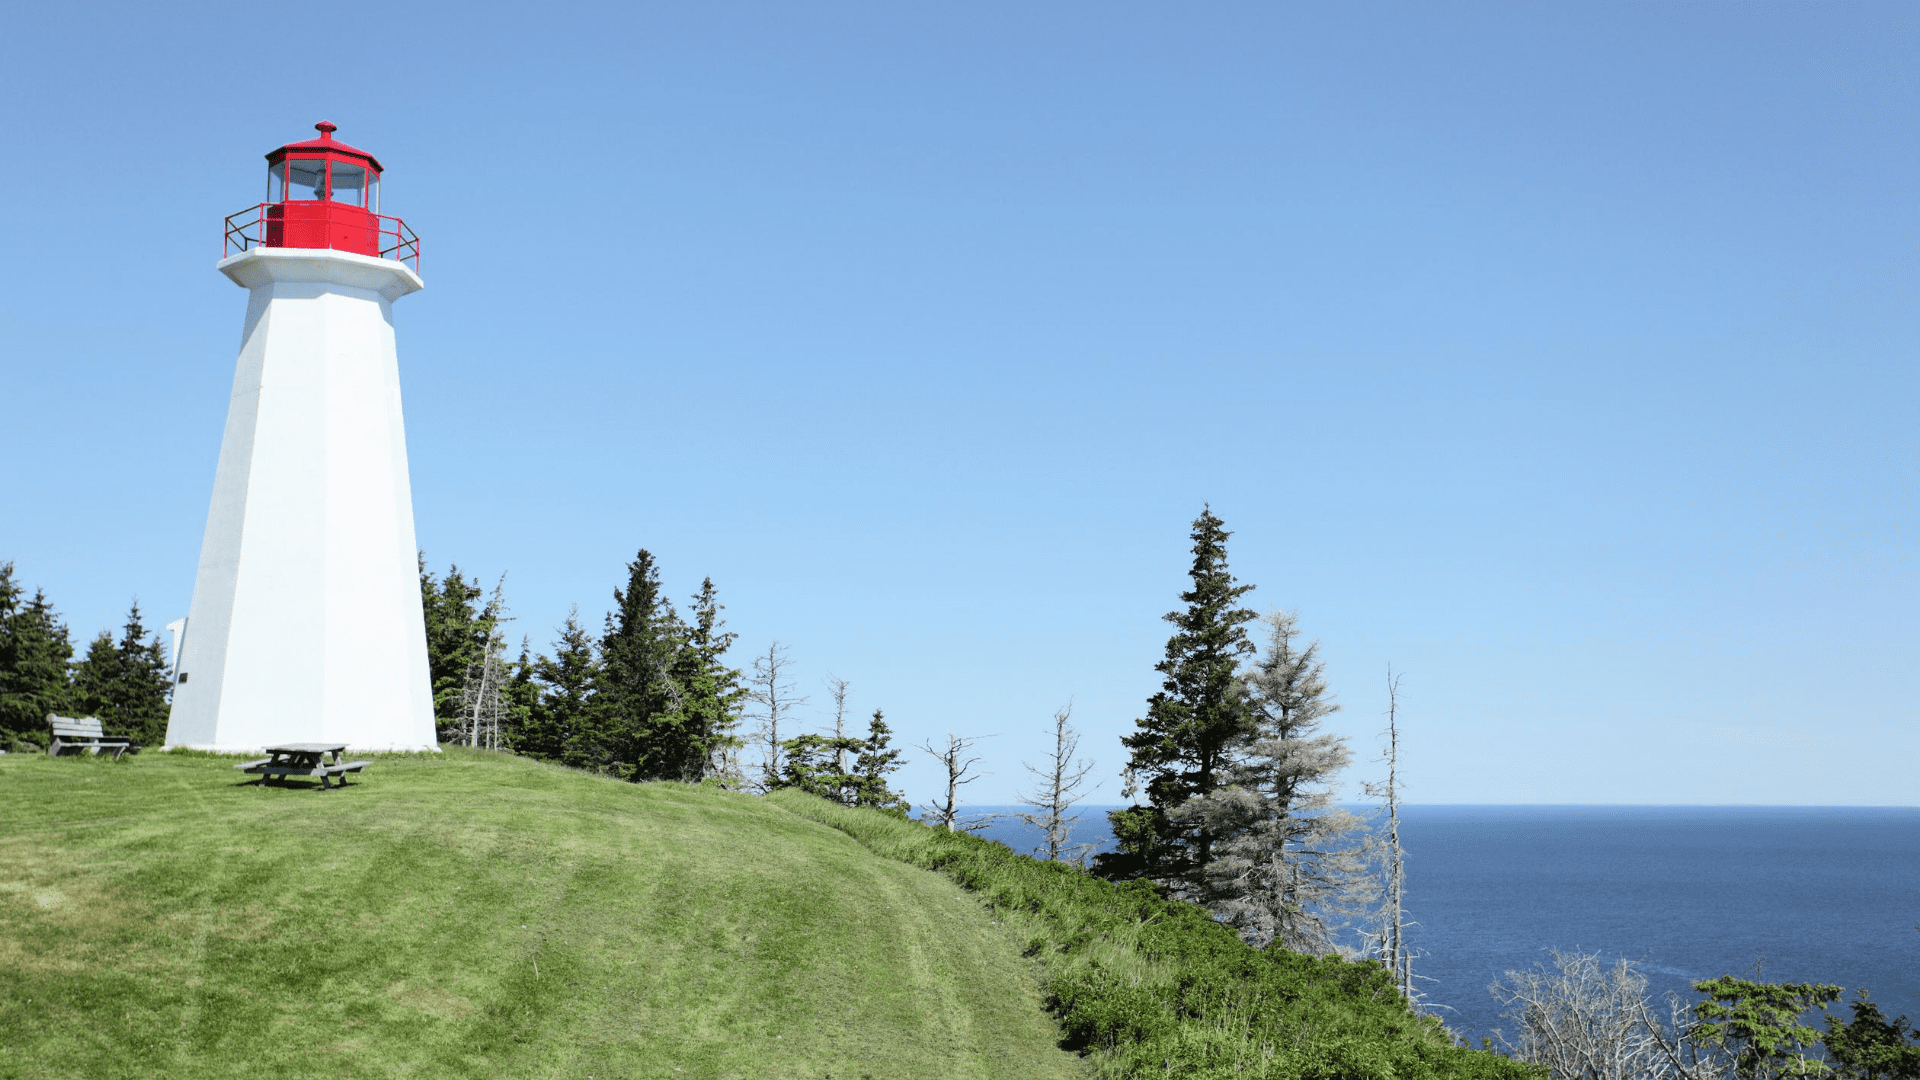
[744,642,806,793]
[915,732,993,831]
[1015,703,1101,863]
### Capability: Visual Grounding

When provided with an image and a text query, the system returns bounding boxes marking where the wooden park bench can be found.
[47,714,136,759]
[236,743,371,791]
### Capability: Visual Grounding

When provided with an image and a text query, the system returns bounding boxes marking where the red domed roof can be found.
[265,121,384,174]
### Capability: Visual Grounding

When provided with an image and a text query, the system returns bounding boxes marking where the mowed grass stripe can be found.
[0,748,1085,1080]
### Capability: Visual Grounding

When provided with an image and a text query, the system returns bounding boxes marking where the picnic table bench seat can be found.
[47,715,136,759]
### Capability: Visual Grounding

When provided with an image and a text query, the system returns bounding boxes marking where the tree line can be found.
[418,549,909,809]
[0,562,172,749]
[8,518,1914,1076]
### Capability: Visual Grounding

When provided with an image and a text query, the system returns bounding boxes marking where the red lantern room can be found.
[224,122,420,270]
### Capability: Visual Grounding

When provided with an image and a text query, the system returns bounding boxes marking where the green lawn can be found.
[0,748,1087,1080]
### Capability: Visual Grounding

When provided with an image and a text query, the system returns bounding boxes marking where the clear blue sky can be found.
[3,3,1913,805]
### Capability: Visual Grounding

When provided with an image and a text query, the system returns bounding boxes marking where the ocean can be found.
[959,804,1920,1047]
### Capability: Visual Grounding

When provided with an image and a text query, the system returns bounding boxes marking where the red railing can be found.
[223,204,422,274]
[379,216,420,270]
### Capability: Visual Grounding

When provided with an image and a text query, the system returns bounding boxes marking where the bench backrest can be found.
[48,714,108,739]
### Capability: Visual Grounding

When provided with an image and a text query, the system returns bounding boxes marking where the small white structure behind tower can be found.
[165,123,437,752]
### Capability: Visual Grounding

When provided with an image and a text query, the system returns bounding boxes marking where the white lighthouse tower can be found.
[165,122,438,753]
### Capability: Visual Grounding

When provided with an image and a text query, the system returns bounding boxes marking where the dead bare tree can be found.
[915,732,992,831]
[826,675,852,776]
[745,641,805,792]
[1173,613,1372,953]
[1363,666,1413,1000]
[457,577,515,751]
[1491,950,1729,1080]
[1015,703,1100,863]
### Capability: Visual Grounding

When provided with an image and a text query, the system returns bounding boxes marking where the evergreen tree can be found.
[69,601,172,746]
[680,577,747,784]
[1096,506,1258,892]
[852,708,910,816]
[0,563,74,743]
[526,608,603,769]
[599,549,695,781]
[502,635,538,750]
[776,731,869,805]
[776,707,908,815]
[419,556,492,738]
[1172,611,1372,953]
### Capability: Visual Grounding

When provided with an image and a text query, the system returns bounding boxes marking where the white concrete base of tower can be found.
[165,248,439,753]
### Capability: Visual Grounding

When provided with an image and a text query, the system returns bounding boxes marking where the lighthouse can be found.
[165,122,438,753]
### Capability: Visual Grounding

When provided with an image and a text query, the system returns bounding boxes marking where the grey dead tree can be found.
[826,675,852,776]
[1363,666,1414,999]
[457,576,515,751]
[1490,951,1728,1080]
[1015,702,1100,863]
[1173,611,1373,953]
[915,732,993,831]
[745,641,805,792]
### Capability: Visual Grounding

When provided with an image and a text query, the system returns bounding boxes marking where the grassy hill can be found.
[0,748,1087,1079]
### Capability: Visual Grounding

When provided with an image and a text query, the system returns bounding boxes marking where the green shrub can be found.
[768,789,1544,1080]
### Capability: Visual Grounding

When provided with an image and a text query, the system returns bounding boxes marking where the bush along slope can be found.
[767,789,1543,1080]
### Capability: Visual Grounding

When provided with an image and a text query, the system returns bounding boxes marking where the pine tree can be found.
[502,635,538,750]
[779,707,908,814]
[0,564,75,744]
[599,549,694,781]
[419,556,491,737]
[69,601,172,746]
[1096,506,1258,891]
[1173,611,1373,953]
[680,577,747,785]
[527,608,602,769]
[776,731,868,805]
[851,708,910,816]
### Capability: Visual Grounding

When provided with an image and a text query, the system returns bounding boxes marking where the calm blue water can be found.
[957,805,1920,1046]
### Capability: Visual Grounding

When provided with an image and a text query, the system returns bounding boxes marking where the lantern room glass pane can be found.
[280,158,329,200]
[330,163,367,206]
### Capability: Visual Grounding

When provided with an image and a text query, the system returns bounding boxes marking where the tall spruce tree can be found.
[69,601,172,746]
[852,708,910,816]
[0,564,75,743]
[419,557,493,738]
[1096,506,1258,892]
[527,608,603,769]
[599,549,695,781]
[502,635,538,750]
[679,577,746,784]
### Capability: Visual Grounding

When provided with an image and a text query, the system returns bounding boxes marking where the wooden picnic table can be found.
[237,743,370,790]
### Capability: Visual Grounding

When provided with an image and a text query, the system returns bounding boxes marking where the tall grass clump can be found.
[767,789,1542,1080]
